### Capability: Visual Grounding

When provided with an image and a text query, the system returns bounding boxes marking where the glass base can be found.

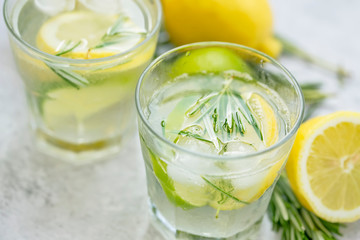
[34,130,131,164]
[149,201,262,240]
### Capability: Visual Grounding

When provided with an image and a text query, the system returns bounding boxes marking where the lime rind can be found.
[147,148,195,210]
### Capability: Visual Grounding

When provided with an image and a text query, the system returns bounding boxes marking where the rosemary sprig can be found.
[46,15,147,89]
[185,76,264,146]
[91,15,147,50]
[300,83,332,120]
[301,83,332,104]
[176,130,214,144]
[92,32,147,50]
[55,40,82,56]
[43,40,90,89]
[277,35,350,84]
[201,176,249,205]
[230,91,263,140]
[268,176,344,240]
[46,62,89,89]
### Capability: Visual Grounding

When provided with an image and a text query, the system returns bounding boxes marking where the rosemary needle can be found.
[201,176,249,205]
[268,176,343,240]
[47,15,146,89]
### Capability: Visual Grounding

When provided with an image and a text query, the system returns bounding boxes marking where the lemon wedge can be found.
[286,111,360,222]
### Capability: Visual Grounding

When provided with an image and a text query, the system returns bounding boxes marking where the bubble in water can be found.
[35,0,75,15]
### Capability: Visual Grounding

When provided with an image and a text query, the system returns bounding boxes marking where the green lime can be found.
[171,47,250,77]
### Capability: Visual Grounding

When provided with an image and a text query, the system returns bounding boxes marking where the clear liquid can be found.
[143,71,291,238]
[8,0,158,161]
[148,71,290,154]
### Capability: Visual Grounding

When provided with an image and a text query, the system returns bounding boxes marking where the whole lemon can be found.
[161,0,281,58]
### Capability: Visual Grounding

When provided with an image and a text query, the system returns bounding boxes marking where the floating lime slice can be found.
[164,95,198,141]
[147,148,195,210]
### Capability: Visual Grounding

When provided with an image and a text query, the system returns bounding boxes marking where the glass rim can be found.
[135,41,305,161]
[3,0,162,65]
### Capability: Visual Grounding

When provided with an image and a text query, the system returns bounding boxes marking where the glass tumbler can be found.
[3,0,162,163]
[136,42,304,239]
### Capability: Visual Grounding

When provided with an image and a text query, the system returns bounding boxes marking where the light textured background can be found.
[0,0,359,239]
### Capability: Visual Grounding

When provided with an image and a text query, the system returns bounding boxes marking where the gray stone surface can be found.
[0,0,359,239]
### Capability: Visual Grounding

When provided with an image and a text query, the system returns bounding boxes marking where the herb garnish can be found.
[268,176,344,240]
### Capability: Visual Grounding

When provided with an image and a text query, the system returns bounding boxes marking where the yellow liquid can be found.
[10,0,157,161]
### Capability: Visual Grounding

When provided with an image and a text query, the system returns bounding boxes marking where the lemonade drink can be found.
[136,43,304,239]
[4,0,161,162]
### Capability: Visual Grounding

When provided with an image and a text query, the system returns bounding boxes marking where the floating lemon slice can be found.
[37,10,145,59]
[286,111,360,222]
[42,81,129,125]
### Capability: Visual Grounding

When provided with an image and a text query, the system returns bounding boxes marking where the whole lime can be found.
[171,47,250,77]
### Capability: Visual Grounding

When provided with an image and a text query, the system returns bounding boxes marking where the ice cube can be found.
[175,125,217,155]
[222,140,257,156]
[35,0,75,16]
[177,135,216,155]
[167,163,204,185]
[78,0,123,14]
[231,171,268,190]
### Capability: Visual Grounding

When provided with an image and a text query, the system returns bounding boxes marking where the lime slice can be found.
[172,181,211,207]
[164,95,198,141]
[147,148,195,210]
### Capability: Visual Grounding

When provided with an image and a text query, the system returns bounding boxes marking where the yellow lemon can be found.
[286,111,360,222]
[161,0,282,58]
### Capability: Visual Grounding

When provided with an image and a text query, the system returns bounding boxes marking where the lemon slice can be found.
[42,81,130,130]
[248,93,278,147]
[286,111,360,222]
[37,11,144,59]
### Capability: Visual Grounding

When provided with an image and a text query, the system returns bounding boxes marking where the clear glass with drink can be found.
[3,0,161,163]
[136,42,304,239]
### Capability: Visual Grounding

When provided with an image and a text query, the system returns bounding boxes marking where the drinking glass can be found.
[3,0,162,163]
[136,42,304,239]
